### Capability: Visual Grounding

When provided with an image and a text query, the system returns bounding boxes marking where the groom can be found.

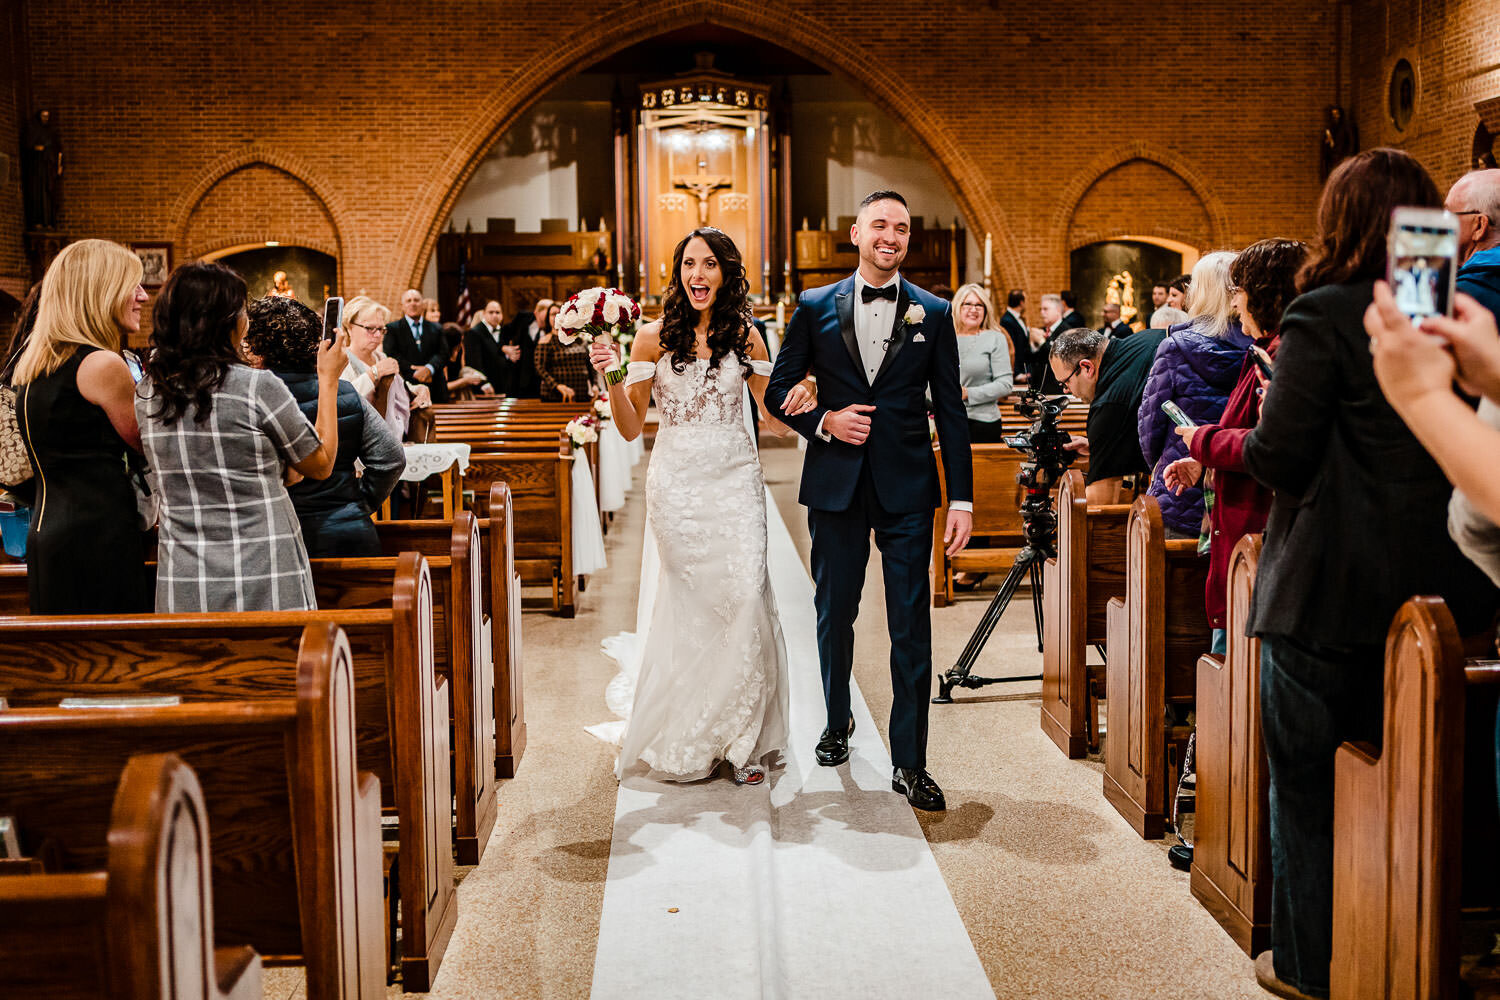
[766,190,973,811]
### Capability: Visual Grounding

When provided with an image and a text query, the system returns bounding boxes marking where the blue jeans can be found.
[1211,628,1227,656]
[1259,634,1384,998]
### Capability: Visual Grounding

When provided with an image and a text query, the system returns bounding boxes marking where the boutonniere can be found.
[903,303,926,328]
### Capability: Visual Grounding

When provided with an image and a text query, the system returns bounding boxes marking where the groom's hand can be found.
[824,404,875,445]
[943,509,972,557]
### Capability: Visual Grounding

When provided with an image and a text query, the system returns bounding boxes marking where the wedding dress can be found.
[591,351,790,781]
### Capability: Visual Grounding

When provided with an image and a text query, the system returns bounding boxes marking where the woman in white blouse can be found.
[340,295,429,440]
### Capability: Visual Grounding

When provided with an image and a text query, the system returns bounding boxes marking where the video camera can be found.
[1001,387,1077,492]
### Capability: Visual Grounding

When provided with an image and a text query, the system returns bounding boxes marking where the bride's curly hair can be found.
[658,227,752,378]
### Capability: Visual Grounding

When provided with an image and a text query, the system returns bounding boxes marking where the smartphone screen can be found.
[1162,401,1196,428]
[1388,210,1458,320]
[322,296,343,342]
[1250,345,1274,380]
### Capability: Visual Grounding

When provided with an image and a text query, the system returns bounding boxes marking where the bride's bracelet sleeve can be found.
[624,361,656,387]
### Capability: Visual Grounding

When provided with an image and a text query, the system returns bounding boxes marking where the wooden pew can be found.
[0,624,383,1000]
[376,481,526,780]
[1190,533,1270,956]
[931,442,1030,607]
[0,753,263,1000]
[312,512,496,866]
[1331,597,1500,999]
[464,436,576,617]
[0,558,455,992]
[1039,469,1130,758]
[1102,494,1212,838]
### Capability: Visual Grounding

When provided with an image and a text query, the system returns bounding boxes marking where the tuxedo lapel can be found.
[873,281,913,385]
[833,278,864,383]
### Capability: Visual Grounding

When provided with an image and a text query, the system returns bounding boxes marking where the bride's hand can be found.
[589,340,618,375]
[782,379,817,416]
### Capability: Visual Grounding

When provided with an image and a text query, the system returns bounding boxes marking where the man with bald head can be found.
[1449,168,1500,321]
[384,287,449,403]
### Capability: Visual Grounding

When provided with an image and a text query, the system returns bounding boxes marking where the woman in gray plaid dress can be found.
[136,263,345,612]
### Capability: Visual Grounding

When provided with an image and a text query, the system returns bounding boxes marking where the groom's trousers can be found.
[808,465,933,771]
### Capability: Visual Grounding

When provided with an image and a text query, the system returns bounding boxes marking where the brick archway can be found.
[391,0,1028,296]
[172,145,348,264]
[1051,142,1232,258]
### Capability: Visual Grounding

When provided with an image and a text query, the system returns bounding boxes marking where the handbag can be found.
[0,382,34,488]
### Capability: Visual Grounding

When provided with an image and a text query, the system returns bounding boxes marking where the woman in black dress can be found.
[12,238,151,612]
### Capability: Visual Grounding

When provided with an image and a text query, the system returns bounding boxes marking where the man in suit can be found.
[766,189,972,813]
[1100,301,1133,338]
[1150,280,1170,315]
[465,300,510,393]
[499,297,547,398]
[384,288,450,403]
[1027,293,1075,393]
[999,288,1032,375]
[1059,289,1086,331]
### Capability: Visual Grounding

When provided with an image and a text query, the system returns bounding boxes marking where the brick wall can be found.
[1348,0,1500,190]
[9,0,1486,321]
[0,1,28,299]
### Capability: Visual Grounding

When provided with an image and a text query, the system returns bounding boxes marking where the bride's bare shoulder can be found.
[632,321,664,359]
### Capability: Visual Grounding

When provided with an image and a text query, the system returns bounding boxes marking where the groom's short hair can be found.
[860,189,908,212]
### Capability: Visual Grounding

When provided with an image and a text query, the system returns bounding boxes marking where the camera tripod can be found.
[931,477,1060,704]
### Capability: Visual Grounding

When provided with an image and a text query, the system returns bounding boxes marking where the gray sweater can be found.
[952,329,1013,422]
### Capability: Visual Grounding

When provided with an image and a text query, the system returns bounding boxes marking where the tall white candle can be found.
[983,233,992,279]
[776,301,786,326]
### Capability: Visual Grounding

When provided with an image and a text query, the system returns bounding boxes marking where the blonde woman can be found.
[421,297,442,325]
[341,294,429,440]
[13,239,151,612]
[945,282,1014,444]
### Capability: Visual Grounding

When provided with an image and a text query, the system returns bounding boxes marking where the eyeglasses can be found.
[1059,362,1084,389]
[959,303,986,311]
[1451,209,1483,216]
[349,321,384,335]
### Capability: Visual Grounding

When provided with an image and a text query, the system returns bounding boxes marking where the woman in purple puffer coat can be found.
[1137,251,1252,538]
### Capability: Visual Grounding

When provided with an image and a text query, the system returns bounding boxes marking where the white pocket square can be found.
[912,333,926,343]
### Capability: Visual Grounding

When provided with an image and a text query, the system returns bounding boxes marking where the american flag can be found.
[455,259,472,326]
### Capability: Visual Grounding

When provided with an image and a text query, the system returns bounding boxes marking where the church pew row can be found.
[375,481,526,780]
[0,624,384,1000]
[1190,534,1270,956]
[1102,494,1212,838]
[931,443,1030,608]
[0,753,264,1000]
[314,511,495,866]
[1331,597,1500,999]
[1039,469,1130,758]
[0,558,455,992]
[463,437,576,618]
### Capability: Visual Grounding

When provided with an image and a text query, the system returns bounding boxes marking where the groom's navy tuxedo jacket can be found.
[766,274,973,514]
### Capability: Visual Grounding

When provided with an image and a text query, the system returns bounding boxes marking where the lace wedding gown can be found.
[594,351,790,781]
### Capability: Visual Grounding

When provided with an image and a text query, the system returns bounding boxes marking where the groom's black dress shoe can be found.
[814,717,855,766]
[893,767,946,811]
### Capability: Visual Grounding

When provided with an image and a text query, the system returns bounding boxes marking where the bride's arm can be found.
[746,327,793,437]
[592,322,661,442]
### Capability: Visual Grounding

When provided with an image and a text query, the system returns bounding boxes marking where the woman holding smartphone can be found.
[1161,239,1306,653]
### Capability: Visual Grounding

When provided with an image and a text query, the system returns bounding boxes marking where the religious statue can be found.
[1320,106,1359,180]
[269,271,296,299]
[1106,271,1138,327]
[673,155,731,226]
[22,110,63,231]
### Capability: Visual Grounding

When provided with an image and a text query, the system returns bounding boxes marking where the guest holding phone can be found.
[1161,238,1307,653]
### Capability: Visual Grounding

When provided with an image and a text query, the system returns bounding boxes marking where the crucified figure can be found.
[673,155,731,226]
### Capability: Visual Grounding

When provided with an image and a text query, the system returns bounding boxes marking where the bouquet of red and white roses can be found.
[565,414,599,448]
[553,287,643,386]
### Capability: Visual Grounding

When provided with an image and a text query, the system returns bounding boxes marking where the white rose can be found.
[905,303,926,326]
[603,299,620,325]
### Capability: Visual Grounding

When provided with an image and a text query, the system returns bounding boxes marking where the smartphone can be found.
[322,296,344,342]
[1162,401,1196,428]
[1388,207,1459,320]
[1250,345,1274,381]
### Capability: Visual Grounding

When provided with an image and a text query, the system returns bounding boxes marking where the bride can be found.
[590,226,809,786]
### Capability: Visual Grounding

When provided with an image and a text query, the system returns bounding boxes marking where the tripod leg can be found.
[935,547,1043,702]
[1030,559,1045,653]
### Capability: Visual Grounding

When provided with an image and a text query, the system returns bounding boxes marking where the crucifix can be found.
[673,154,732,226]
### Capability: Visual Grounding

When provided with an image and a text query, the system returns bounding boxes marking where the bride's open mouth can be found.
[688,283,712,304]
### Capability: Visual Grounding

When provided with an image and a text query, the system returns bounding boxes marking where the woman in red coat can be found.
[1162,238,1308,652]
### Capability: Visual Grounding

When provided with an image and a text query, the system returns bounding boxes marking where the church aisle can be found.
[396,440,1262,1000]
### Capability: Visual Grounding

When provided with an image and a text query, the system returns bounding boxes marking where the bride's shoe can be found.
[731,764,765,786]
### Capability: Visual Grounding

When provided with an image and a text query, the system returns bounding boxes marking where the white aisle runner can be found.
[590,499,995,999]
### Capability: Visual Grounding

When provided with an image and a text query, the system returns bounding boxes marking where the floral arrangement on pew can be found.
[565,414,599,449]
[592,394,611,423]
[553,286,643,386]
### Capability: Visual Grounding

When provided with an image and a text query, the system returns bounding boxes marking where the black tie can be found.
[861,284,898,303]
[412,319,422,342]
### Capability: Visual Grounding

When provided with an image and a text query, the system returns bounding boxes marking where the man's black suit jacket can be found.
[499,312,541,398]
[465,321,509,393]
[1102,319,1134,338]
[999,310,1032,376]
[384,315,450,402]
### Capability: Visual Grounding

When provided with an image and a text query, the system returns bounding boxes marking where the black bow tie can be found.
[861,284,899,303]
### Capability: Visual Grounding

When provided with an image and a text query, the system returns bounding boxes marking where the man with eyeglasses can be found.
[1049,325,1165,504]
[1448,168,1500,322]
